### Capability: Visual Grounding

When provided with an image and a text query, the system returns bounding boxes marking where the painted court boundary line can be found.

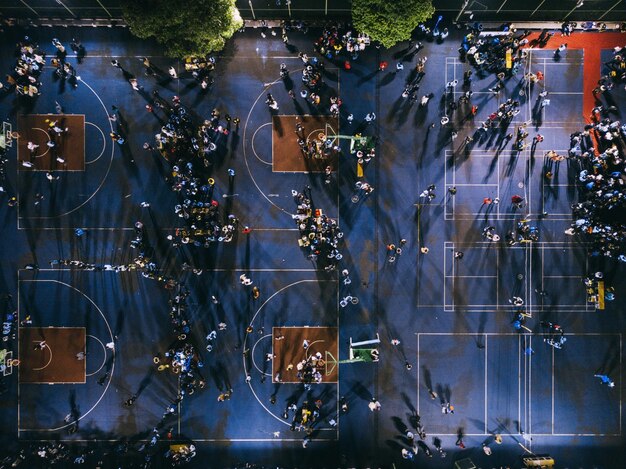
[417,332,622,438]
[441,241,591,312]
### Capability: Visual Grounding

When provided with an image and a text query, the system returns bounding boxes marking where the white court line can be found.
[177,437,337,443]
[84,121,107,165]
[20,435,340,443]
[495,241,501,308]
[518,335,521,433]
[85,334,107,377]
[17,275,21,432]
[551,340,554,434]
[445,149,571,157]
[444,275,497,278]
[543,275,587,278]
[418,332,620,336]
[533,61,585,65]
[529,335,533,447]
[32,268,318,272]
[417,333,420,416]
[443,241,583,247]
[540,57,547,133]
[484,334,488,435]
[31,344,53,371]
[444,243,448,310]
[541,245,545,310]
[526,240,532,325]
[444,304,588,308]
[249,228,300,231]
[251,334,273,377]
[496,150,502,219]
[251,122,273,165]
[443,183,499,186]
[19,227,135,230]
[416,433,621,437]
[523,335,528,441]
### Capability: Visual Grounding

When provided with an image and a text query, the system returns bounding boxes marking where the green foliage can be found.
[351,0,435,49]
[122,0,243,58]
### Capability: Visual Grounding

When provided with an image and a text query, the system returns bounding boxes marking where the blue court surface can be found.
[0,21,625,469]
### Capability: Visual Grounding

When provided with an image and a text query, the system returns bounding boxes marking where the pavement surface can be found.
[0,20,625,469]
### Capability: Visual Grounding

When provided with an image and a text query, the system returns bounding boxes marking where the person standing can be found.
[368,398,381,411]
[123,394,138,407]
[33,340,46,350]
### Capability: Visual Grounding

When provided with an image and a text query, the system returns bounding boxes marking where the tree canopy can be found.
[122,0,242,58]
[351,0,435,49]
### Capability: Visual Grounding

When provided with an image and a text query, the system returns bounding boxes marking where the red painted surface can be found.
[525,31,626,120]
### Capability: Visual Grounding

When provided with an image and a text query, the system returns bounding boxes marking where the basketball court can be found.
[0,22,625,468]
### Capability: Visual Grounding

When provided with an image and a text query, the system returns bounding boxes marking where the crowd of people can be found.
[5,36,45,97]
[3,35,85,96]
[292,187,344,271]
[314,24,371,61]
[2,10,626,467]
[460,25,531,76]
[295,118,341,159]
[605,44,626,86]
[293,352,325,386]
[151,93,241,247]
[569,108,626,260]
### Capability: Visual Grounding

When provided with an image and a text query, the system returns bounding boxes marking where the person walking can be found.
[594,374,615,387]
[554,43,567,59]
